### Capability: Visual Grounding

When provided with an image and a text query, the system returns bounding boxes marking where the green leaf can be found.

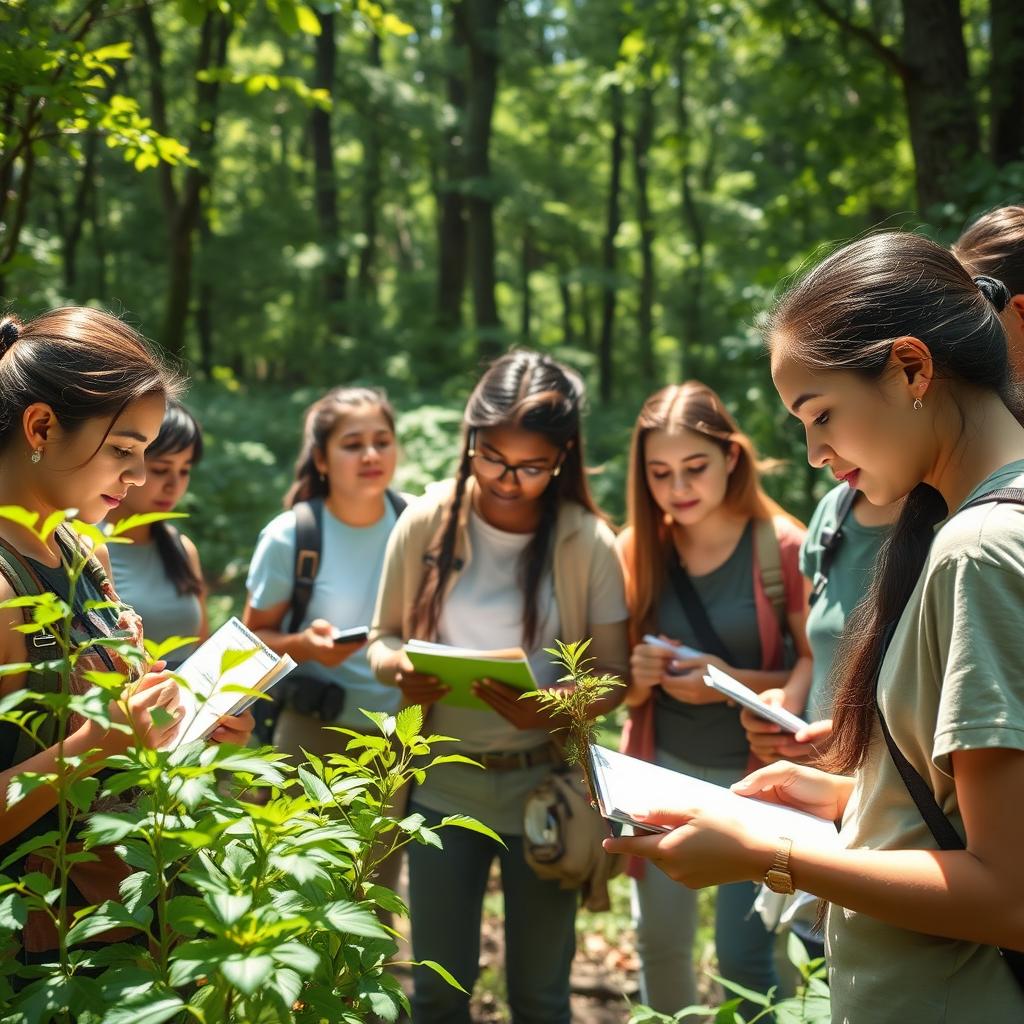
[416,959,468,994]
[0,506,40,532]
[144,635,200,662]
[83,813,140,845]
[439,814,505,846]
[219,646,259,677]
[395,703,423,744]
[100,996,185,1024]
[787,930,809,972]
[0,892,27,930]
[710,974,772,1007]
[67,775,99,813]
[319,900,389,939]
[108,511,188,536]
[270,940,321,974]
[220,953,274,995]
[207,891,251,926]
[297,765,333,803]
[66,901,149,945]
[295,4,322,35]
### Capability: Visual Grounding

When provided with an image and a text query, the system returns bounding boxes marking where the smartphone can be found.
[331,626,369,645]
[641,634,703,660]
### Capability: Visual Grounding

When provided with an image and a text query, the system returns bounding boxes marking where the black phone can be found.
[331,625,369,645]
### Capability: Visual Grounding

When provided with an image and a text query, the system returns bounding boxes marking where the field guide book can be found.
[587,744,839,847]
[165,616,295,747]
[404,639,539,711]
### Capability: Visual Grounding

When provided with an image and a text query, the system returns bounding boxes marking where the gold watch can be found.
[764,836,795,895]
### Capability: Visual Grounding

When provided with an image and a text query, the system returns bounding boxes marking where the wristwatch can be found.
[764,836,795,895]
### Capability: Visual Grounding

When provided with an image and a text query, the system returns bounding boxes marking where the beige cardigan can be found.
[367,478,629,685]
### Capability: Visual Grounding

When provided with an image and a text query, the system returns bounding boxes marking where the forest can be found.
[3,0,1024,603]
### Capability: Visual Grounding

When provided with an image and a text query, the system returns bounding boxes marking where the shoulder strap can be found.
[960,486,1024,512]
[874,621,1024,990]
[289,499,323,634]
[753,517,785,628]
[386,489,408,518]
[809,484,858,608]
[665,557,735,664]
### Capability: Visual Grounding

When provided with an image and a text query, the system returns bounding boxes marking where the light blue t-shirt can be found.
[246,502,402,726]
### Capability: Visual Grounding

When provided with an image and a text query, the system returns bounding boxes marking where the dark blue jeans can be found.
[407,802,578,1024]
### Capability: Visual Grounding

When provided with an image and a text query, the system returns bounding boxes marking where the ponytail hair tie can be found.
[973,275,1011,313]
[0,318,20,358]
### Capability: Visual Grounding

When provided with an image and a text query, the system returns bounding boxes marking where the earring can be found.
[551,465,561,478]
[30,447,42,464]
[913,398,923,411]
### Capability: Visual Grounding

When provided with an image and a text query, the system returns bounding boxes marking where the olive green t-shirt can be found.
[827,462,1024,1023]
[799,484,889,719]
[653,522,762,769]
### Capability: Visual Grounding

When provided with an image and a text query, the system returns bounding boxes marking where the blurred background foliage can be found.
[3,0,1023,617]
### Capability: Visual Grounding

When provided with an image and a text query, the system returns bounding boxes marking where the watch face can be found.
[765,869,795,895]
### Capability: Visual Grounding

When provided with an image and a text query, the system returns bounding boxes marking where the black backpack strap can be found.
[386,489,408,518]
[809,483,858,608]
[289,499,323,634]
[874,485,1024,992]
[665,557,736,664]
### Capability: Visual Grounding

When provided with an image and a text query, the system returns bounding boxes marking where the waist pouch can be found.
[279,673,345,721]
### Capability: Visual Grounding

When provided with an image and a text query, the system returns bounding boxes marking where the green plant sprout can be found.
[0,506,499,1023]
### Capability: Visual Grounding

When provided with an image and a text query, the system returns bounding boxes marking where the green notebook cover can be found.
[404,644,539,711]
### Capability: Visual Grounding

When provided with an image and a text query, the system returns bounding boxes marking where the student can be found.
[606,233,1024,1023]
[367,350,628,1024]
[616,381,811,1013]
[742,484,898,766]
[0,308,251,958]
[953,206,1024,417]
[106,400,208,668]
[244,386,406,758]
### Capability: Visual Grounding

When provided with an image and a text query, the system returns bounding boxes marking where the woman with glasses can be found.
[367,350,629,1024]
[616,381,810,1014]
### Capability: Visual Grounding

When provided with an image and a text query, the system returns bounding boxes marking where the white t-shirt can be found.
[246,501,401,726]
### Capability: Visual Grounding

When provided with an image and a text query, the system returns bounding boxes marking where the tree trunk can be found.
[311,10,347,334]
[357,32,383,299]
[138,6,231,358]
[436,8,469,332]
[899,0,978,212]
[64,130,98,292]
[599,83,624,404]
[581,284,594,351]
[990,0,1024,166]
[196,209,214,377]
[559,279,575,346]
[675,50,705,381]
[458,0,504,357]
[632,81,657,385]
[519,227,532,341]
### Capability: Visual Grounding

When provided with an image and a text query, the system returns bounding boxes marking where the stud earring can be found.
[913,398,923,411]
[30,447,42,464]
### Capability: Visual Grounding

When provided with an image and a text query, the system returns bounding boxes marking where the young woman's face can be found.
[35,392,168,524]
[771,347,931,506]
[644,428,737,528]
[314,406,397,500]
[470,425,563,510]
[118,444,197,518]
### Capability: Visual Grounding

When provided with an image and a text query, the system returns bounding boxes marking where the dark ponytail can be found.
[284,387,396,509]
[147,401,204,597]
[410,350,602,648]
[766,232,1010,773]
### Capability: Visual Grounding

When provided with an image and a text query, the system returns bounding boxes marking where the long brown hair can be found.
[410,350,601,648]
[622,380,788,635]
[767,232,1010,774]
[0,307,181,457]
[284,386,396,509]
[953,205,1024,296]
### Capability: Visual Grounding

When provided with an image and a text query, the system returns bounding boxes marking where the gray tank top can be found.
[107,540,202,665]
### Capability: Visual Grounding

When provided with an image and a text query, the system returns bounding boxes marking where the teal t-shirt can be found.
[246,502,402,727]
[653,521,762,769]
[799,485,889,719]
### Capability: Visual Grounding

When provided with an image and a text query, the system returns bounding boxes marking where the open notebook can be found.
[164,617,295,748]
[404,639,539,711]
[587,744,840,847]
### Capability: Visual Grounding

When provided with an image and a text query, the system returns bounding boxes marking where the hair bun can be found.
[973,275,1011,313]
[0,317,20,358]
